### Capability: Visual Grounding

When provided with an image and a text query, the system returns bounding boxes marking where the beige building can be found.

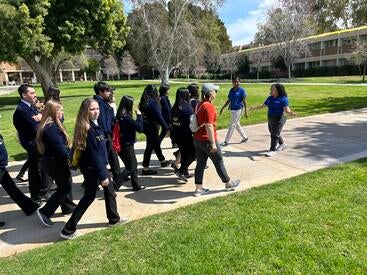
[221,25,367,74]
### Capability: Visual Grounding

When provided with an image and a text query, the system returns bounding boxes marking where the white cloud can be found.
[226,0,277,46]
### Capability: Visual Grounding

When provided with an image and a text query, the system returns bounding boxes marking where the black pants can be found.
[268,116,286,151]
[26,146,52,201]
[17,159,29,177]
[63,169,120,234]
[0,168,39,215]
[39,157,75,218]
[107,135,121,181]
[143,122,165,168]
[116,145,140,190]
[194,139,230,185]
[176,135,196,174]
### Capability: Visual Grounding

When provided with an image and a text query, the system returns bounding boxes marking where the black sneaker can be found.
[60,230,79,240]
[15,175,27,182]
[183,172,193,178]
[132,185,147,191]
[0,221,5,227]
[160,160,172,167]
[36,209,54,227]
[174,171,188,183]
[142,169,158,176]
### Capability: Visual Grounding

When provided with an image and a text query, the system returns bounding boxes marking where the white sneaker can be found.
[194,188,210,197]
[225,179,241,191]
[60,231,80,240]
[265,151,276,157]
[276,143,287,151]
[108,216,129,227]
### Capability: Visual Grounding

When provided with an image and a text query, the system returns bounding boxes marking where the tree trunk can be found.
[363,63,366,83]
[23,57,54,97]
[257,69,259,80]
[288,65,292,79]
[128,74,131,81]
[160,67,169,85]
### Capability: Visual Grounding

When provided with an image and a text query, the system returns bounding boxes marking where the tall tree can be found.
[257,3,314,79]
[120,51,138,80]
[0,0,129,96]
[350,41,367,82]
[127,0,224,84]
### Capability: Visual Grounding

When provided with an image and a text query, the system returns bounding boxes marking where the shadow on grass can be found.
[296,96,367,114]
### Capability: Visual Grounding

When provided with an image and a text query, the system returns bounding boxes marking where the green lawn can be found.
[0,158,366,273]
[294,75,365,84]
[1,80,367,160]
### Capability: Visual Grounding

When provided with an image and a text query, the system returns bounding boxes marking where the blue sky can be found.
[123,0,277,46]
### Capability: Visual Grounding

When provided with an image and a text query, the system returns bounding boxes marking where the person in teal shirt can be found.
[219,76,249,147]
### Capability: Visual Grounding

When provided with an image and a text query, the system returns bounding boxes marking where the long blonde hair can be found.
[73,98,96,151]
[36,100,71,154]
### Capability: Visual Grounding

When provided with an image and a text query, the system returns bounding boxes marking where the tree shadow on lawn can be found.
[295,96,367,114]
[285,116,367,162]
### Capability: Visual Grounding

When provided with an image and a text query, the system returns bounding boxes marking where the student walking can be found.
[250,83,296,157]
[13,84,51,203]
[193,83,240,196]
[60,99,125,240]
[114,96,146,192]
[219,76,248,147]
[139,85,171,175]
[188,83,200,110]
[0,133,39,216]
[171,88,196,182]
[159,83,172,143]
[35,100,76,227]
[93,82,121,181]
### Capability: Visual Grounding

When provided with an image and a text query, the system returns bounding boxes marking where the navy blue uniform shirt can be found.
[79,121,109,181]
[93,95,115,136]
[42,122,69,160]
[13,101,39,149]
[143,98,169,131]
[171,102,193,139]
[160,95,172,126]
[118,113,143,146]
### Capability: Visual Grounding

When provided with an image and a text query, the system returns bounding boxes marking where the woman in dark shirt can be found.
[159,84,172,142]
[60,99,124,240]
[114,96,146,191]
[139,85,171,175]
[171,88,196,182]
[35,100,76,227]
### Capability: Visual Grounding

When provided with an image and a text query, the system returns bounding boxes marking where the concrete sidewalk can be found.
[1,108,366,257]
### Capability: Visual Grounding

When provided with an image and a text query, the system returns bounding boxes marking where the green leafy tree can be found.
[0,0,129,96]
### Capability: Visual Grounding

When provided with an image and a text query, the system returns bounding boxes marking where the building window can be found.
[324,39,337,48]
[309,42,321,50]
[342,37,357,46]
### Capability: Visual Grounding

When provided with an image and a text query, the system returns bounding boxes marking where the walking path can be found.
[0,108,366,257]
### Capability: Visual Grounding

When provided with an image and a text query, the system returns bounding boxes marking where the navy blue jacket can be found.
[160,95,172,126]
[42,123,69,160]
[118,113,143,146]
[13,101,39,150]
[171,102,193,139]
[93,95,115,136]
[142,98,169,131]
[79,121,109,181]
[0,134,8,168]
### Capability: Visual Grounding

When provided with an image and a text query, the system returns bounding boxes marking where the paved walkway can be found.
[1,108,366,257]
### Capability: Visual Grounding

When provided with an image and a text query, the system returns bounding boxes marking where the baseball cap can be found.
[202,83,219,95]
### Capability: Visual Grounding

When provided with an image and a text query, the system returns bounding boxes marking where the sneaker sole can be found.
[60,232,77,240]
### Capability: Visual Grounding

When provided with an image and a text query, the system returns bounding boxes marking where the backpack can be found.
[189,102,207,133]
[68,147,81,170]
[112,122,121,153]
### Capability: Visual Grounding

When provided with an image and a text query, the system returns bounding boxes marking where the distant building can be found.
[221,25,367,75]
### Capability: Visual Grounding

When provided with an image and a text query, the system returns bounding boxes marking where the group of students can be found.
[0,77,296,239]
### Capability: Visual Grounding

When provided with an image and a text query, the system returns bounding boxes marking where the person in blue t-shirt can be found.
[250,83,296,157]
[219,76,249,147]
